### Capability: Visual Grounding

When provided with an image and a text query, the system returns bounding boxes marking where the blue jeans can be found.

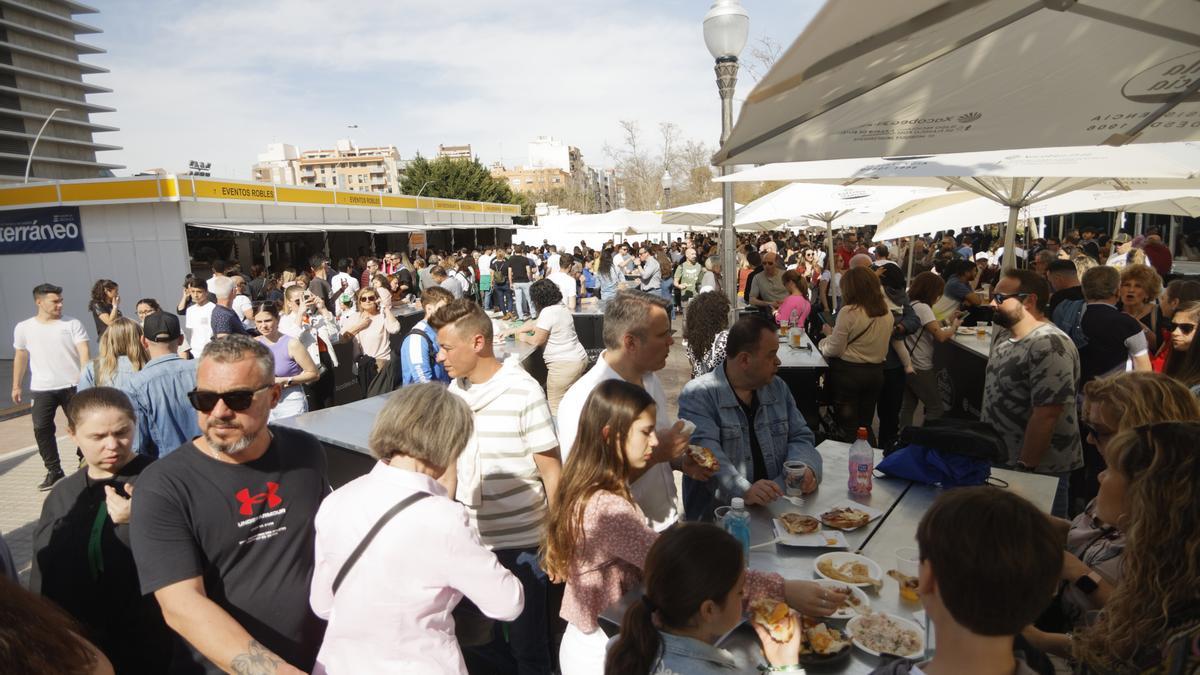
[462,547,550,674]
[513,282,533,319]
[660,279,675,320]
[1049,471,1071,519]
[492,283,513,314]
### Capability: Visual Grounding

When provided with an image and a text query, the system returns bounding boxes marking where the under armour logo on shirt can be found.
[235,482,282,516]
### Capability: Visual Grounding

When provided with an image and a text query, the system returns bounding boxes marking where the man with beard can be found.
[131,335,329,674]
[981,270,1082,519]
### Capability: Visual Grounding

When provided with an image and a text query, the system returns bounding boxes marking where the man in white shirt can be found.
[556,290,714,531]
[330,258,360,301]
[546,254,578,311]
[12,283,90,490]
[546,246,561,277]
[183,279,216,358]
[477,247,495,310]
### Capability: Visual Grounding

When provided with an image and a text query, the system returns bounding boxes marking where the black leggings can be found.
[830,359,884,444]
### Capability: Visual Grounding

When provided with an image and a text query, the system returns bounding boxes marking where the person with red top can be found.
[541,379,845,675]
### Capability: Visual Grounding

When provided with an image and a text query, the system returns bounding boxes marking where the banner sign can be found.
[0,206,83,255]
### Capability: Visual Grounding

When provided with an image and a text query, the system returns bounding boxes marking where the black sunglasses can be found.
[991,292,1030,304]
[1169,321,1196,336]
[187,384,272,412]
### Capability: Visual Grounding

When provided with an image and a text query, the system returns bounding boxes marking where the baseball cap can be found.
[143,311,181,342]
[1112,232,1132,244]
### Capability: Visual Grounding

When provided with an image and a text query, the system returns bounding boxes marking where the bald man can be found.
[849,253,874,269]
[748,252,788,310]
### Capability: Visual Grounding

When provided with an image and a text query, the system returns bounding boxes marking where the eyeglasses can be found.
[187,384,272,412]
[1171,321,1196,335]
[991,292,1030,304]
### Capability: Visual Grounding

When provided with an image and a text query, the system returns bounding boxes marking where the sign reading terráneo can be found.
[0,206,84,255]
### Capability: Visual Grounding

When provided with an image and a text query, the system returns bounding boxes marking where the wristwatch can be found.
[1074,570,1102,595]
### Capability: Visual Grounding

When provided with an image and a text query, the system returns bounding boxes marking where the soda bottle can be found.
[847,427,874,495]
[724,497,751,563]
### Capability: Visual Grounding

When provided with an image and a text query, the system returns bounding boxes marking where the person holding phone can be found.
[30,387,173,674]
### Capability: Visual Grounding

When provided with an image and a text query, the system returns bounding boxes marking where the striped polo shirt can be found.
[450,360,559,550]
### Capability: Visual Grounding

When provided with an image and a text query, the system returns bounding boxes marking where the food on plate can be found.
[749,599,794,643]
[779,512,821,535]
[836,588,866,614]
[820,506,871,530]
[888,569,920,602]
[798,620,850,656]
[687,445,720,471]
[850,612,924,657]
[818,558,882,589]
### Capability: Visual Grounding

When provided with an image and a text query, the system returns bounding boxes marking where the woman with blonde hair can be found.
[1070,422,1200,673]
[1021,372,1200,661]
[78,318,147,391]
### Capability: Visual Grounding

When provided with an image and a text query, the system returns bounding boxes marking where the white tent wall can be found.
[0,202,189,359]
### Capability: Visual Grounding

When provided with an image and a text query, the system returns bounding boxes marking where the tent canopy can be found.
[732,182,950,229]
[713,0,1200,166]
[661,198,743,226]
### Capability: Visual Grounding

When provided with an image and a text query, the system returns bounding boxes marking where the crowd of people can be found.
[4,220,1199,675]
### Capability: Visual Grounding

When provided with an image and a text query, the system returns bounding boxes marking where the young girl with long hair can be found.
[607,523,802,674]
[542,380,842,674]
[79,318,148,390]
[1162,301,1200,395]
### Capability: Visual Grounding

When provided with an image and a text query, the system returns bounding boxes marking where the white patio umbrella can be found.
[712,0,1200,167]
[661,198,743,227]
[875,188,1200,241]
[717,142,1200,268]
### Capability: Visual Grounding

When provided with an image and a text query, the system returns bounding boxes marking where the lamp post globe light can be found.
[661,170,673,209]
[703,0,748,305]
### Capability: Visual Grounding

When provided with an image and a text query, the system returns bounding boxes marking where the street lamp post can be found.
[24,107,68,183]
[703,0,748,306]
[661,170,673,209]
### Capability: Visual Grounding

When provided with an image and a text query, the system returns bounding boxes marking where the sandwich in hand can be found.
[750,599,794,643]
[688,445,720,471]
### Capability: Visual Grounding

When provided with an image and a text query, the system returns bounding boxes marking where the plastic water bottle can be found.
[847,427,874,495]
[725,497,751,563]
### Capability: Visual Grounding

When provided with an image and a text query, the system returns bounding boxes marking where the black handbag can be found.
[332,491,497,647]
[896,417,1009,464]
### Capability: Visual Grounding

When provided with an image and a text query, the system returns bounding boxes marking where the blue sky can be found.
[85,0,821,178]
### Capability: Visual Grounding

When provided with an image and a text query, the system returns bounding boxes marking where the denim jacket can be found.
[678,362,822,521]
[126,354,201,458]
[652,631,743,674]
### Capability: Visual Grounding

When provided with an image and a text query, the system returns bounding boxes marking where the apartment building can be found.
[252,139,407,193]
[437,143,472,160]
[0,0,120,181]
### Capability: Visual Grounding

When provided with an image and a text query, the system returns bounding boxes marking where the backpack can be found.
[453,270,476,301]
[491,257,509,281]
[1052,298,1088,350]
[405,328,436,375]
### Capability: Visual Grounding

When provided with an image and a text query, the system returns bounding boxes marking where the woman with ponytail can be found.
[542,380,842,674]
[607,522,802,674]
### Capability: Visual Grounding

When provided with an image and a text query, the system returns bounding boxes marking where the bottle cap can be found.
[857,427,869,440]
[731,497,745,510]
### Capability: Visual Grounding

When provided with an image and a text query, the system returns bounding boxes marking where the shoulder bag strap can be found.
[332,491,431,595]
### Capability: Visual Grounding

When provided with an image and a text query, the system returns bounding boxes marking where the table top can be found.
[600,440,1058,673]
[776,332,827,370]
[391,303,424,318]
[494,337,537,362]
[950,327,991,359]
[274,393,389,456]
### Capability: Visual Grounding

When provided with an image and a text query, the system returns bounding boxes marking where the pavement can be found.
[0,315,694,586]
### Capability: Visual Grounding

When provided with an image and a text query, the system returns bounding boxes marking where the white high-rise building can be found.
[527,136,582,175]
[251,143,300,184]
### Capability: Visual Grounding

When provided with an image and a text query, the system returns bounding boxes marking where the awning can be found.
[186,222,428,235]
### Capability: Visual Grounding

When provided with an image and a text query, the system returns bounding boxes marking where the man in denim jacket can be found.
[679,314,823,521]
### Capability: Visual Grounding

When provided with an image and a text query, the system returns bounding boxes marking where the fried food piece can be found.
[779,512,821,535]
[750,598,794,643]
[820,506,871,530]
[688,445,720,471]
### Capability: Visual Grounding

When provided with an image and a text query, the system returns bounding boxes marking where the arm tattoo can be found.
[229,640,284,675]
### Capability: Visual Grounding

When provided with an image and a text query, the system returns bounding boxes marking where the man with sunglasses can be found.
[131,335,329,674]
[981,270,1082,518]
[748,252,788,312]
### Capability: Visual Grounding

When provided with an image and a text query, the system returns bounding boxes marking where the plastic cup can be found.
[778,322,789,337]
[976,321,989,339]
[790,331,803,348]
[783,461,809,497]
[896,547,921,602]
[714,505,732,528]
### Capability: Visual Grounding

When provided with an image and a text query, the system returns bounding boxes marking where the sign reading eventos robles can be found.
[0,206,83,255]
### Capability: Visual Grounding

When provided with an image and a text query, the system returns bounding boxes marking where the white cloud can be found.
[85,0,818,178]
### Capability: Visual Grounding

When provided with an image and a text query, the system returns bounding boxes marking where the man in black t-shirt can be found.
[308,255,334,311]
[131,335,329,674]
[507,244,535,320]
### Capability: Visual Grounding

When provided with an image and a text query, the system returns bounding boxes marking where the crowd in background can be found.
[5,217,1200,675]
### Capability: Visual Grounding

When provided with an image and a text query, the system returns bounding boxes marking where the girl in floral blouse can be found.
[542,379,844,674]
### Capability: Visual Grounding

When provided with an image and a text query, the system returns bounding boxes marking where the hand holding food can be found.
[785,580,849,617]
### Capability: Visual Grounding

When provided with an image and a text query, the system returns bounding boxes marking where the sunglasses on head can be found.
[991,291,1030,304]
[1170,321,1196,335]
[187,384,272,412]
